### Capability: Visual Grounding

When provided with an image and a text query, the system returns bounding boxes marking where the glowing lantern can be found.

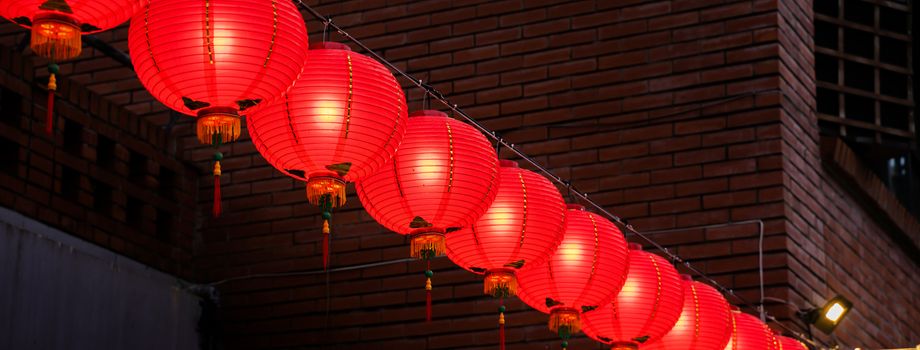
[644,275,732,350]
[0,0,142,133]
[723,308,776,350]
[248,42,407,268]
[356,110,499,320]
[0,0,140,60]
[774,334,807,350]
[128,0,310,216]
[516,204,630,350]
[581,244,684,350]
[446,160,566,350]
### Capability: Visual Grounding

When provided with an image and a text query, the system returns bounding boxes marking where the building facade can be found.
[0,0,917,349]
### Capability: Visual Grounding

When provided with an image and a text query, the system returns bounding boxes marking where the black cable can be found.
[288,0,790,332]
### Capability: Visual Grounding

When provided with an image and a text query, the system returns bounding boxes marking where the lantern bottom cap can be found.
[484,269,518,298]
[610,342,639,350]
[410,231,445,259]
[31,15,82,61]
[306,176,347,208]
[196,108,241,145]
[549,308,581,335]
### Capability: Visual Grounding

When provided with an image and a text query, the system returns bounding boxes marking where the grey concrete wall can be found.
[0,206,200,350]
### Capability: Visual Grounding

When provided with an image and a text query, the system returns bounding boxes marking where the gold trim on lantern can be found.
[611,342,639,350]
[196,108,241,145]
[484,269,518,297]
[548,307,581,334]
[306,175,346,207]
[31,14,82,61]
[410,230,446,259]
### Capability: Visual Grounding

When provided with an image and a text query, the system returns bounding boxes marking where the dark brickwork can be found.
[0,1,916,349]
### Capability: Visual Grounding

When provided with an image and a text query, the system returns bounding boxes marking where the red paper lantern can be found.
[355,110,499,321]
[582,244,684,350]
[1,0,143,133]
[445,160,566,297]
[129,0,309,146]
[644,276,733,350]
[248,42,407,266]
[129,0,309,217]
[516,204,629,349]
[774,334,807,350]
[445,160,565,350]
[723,309,776,350]
[356,110,499,259]
[1,0,141,61]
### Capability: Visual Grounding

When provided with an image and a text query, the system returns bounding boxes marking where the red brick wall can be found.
[0,45,198,277]
[0,0,917,349]
[776,0,920,348]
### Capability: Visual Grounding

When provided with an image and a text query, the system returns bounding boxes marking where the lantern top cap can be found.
[409,110,449,118]
[680,274,694,281]
[499,160,518,168]
[310,42,352,51]
[566,204,585,211]
[627,242,643,251]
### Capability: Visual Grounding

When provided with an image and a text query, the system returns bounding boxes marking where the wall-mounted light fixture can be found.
[798,295,852,334]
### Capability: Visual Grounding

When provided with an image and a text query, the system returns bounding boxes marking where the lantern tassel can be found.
[498,302,506,350]
[320,194,333,270]
[46,74,55,135]
[410,232,446,259]
[484,270,518,298]
[548,308,581,335]
[213,159,222,217]
[322,219,330,270]
[425,260,433,322]
[45,63,59,135]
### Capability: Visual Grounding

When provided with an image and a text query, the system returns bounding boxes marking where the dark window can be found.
[814,0,914,146]
[159,166,176,199]
[129,150,147,182]
[97,135,116,169]
[92,180,113,213]
[814,0,918,216]
[63,120,83,155]
[0,136,18,176]
[0,87,21,127]
[126,196,143,225]
[60,166,80,200]
[156,209,173,243]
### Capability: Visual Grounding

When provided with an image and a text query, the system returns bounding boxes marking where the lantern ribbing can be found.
[248,42,407,269]
[517,204,630,349]
[644,276,733,350]
[581,244,684,349]
[356,110,499,320]
[774,334,808,350]
[724,308,777,350]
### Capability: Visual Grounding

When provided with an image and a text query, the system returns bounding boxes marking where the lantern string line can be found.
[293,0,804,343]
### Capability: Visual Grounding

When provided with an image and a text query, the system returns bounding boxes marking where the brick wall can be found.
[0,0,917,349]
[0,44,198,277]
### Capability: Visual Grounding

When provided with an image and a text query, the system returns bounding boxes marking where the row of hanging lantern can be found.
[0,1,809,350]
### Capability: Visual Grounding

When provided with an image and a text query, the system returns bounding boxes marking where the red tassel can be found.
[322,220,330,270]
[425,259,433,322]
[46,90,54,135]
[46,73,56,135]
[499,301,506,350]
[499,317,506,350]
[426,287,432,322]
[213,174,221,217]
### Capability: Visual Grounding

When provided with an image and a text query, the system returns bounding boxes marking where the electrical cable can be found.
[218,0,814,345]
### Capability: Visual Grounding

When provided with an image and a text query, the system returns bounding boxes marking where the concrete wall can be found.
[0,206,200,350]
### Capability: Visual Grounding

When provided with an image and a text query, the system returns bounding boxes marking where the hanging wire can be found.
[289,0,805,343]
